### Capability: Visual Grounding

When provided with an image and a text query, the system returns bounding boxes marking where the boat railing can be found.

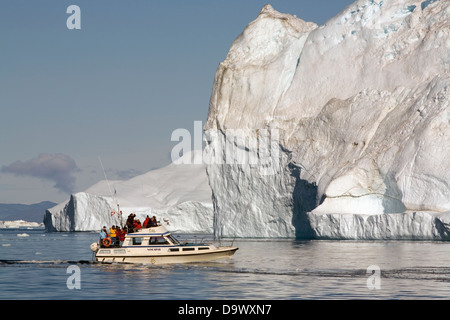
[216,237,237,248]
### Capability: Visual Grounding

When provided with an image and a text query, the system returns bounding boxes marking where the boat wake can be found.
[0,259,94,266]
[189,264,450,282]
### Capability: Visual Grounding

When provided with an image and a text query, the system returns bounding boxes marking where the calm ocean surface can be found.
[1,226,450,300]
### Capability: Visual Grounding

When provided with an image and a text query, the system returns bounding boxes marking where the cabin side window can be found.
[148,236,169,245]
[132,237,143,245]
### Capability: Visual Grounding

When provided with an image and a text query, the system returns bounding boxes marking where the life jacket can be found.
[110,228,116,237]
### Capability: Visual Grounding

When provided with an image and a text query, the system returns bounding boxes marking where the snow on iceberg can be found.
[44,151,213,233]
[205,1,450,239]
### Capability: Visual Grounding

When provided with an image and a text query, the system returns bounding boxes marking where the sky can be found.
[0,0,355,205]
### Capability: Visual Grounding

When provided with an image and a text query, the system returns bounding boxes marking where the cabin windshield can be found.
[168,234,180,245]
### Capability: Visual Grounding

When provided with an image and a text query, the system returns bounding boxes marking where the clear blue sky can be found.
[0,0,354,204]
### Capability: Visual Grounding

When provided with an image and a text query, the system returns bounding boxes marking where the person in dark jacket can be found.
[126,214,135,233]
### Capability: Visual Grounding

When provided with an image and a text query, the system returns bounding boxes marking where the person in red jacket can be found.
[134,219,142,231]
[143,215,150,228]
[115,227,121,247]
[117,227,126,247]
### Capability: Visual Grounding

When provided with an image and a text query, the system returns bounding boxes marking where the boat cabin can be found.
[124,227,178,244]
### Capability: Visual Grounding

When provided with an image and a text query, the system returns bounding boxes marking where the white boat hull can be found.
[96,246,238,265]
[92,225,238,265]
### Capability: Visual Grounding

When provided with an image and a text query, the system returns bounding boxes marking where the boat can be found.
[89,224,238,265]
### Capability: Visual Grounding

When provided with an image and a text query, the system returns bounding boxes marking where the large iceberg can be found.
[204,0,450,239]
[44,151,213,233]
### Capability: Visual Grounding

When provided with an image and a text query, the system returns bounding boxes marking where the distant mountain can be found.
[0,201,57,223]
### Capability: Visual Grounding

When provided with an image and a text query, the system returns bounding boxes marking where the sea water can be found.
[1,226,450,300]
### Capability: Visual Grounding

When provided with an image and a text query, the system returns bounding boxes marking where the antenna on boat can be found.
[98,156,123,228]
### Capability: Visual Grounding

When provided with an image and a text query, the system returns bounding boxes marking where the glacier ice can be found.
[44,151,213,233]
[205,0,450,239]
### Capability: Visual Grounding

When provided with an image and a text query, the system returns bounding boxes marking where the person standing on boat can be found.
[126,214,135,233]
[143,215,150,228]
[99,226,108,247]
[115,226,122,247]
[110,225,117,247]
[118,227,126,246]
[114,226,120,247]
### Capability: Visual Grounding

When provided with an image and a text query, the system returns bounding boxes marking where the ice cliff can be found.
[205,0,450,239]
[44,151,213,233]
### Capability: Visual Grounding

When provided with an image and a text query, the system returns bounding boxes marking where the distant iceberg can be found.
[0,220,43,228]
[44,151,213,233]
[17,233,30,237]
